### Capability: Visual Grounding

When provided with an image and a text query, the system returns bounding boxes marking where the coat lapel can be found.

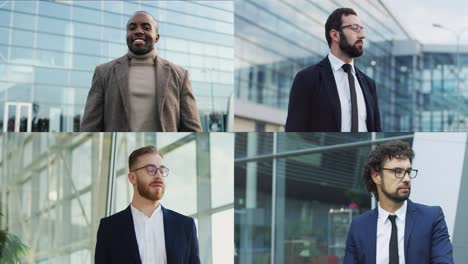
[404,200,417,263]
[155,56,169,130]
[355,68,373,126]
[162,206,176,263]
[366,208,378,264]
[115,55,131,129]
[319,57,342,129]
[124,206,142,264]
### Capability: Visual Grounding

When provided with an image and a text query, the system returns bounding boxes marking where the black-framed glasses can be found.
[340,24,367,35]
[131,164,169,177]
[382,168,418,179]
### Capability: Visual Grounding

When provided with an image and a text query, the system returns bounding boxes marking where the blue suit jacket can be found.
[343,200,453,264]
[95,205,200,264]
[285,57,382,132]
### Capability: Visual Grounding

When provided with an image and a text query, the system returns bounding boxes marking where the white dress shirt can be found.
[131,204,167,264]
[327,53,368,132]
[376,201,407,264]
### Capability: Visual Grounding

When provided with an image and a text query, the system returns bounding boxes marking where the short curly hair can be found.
[363,140,414,199]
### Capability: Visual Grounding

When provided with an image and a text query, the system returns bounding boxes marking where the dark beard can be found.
[381,179,410,203]
[339,31,363,58]
[126,38,153,55]
[136,177,164,201]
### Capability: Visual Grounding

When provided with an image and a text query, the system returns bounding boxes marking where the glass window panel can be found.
[4,46,34,72]
[73,53,100,70]
[102,11,121,28]
[35,67,68,86]
[0,28,10,45]
[70,70,93,87]
[73,38,100,56]
[212,209,234,264]
[163,140,197,215]
[12,12,36,31]
[37,33,66,52]
[210,133,234,207]
[72,22,101,40]
[0,9,11,27]
[71,140,92,191]
[103,1,123,13]
[14,0,36,14]
[37,16,68,35]
[39,1,70,20]
[72,6,101,24]
[6,82,32,102]
[12,29,34,48]
[36,49,69,68]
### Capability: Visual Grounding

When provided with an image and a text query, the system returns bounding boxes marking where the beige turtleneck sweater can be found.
[127,49,157,131]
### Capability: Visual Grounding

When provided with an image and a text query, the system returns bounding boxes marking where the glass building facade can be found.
[234,0,468,132]
[0,132,234,263]
[0,0,234,132]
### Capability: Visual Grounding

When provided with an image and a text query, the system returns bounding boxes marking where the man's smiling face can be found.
[126,12,159,55]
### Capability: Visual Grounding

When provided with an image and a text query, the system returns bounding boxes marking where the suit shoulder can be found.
[95,55,124,72]
[99,207,129,225]
[411,201,443,215]
[351,209,375,225]
[164,207,194,224]
[296,63,322,77]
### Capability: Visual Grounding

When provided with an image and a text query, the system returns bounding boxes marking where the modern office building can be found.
[234,0,468,132]
[234,132,468,263]
[0,0,234,132]
[0,132,234,263]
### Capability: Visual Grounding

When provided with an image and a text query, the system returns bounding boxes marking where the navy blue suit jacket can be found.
[95,205,200,264]
[344,200,453,264]
[285,57,382,132]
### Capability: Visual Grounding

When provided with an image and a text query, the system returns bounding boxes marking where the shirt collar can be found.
[131,203,162,220]
[328,52,355,74]
[378,200,407,222]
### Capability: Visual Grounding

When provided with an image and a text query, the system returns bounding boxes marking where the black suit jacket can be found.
[285,57,382,132]
[95,205,200,264]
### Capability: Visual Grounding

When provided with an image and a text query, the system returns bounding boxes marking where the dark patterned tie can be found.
[342,64,358,132]
[388,215,399,264]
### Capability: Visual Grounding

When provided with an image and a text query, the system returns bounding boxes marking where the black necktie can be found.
[388,215,399,264]
[342,64,358,132]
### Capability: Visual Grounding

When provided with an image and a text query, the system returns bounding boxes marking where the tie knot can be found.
[342,63,352,73]
[388,214,397,223]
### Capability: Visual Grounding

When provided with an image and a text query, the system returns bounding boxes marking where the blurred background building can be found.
[235,0,468,132]
[0,0,234,132]
[234,132,468,263]
[0,132,234,263]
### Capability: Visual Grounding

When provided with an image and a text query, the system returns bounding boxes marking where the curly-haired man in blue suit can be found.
[344,140,453,264]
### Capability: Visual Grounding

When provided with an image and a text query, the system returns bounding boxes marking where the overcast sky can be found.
[383,0,468,45]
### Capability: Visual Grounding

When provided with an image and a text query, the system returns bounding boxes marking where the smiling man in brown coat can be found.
[81,11,202,132]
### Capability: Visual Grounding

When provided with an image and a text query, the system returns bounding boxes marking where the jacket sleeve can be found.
[179,69,203,132]
[343,220,359,264]
[189,218,201,264]
[95,219,110,264]
[285,70,310,132]
[431,207,454,264]
[81,67,105,132]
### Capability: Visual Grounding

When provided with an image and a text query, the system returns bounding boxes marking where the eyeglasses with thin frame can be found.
[381,167,418,179]
[340,24,367,35]
[131,164,169,177]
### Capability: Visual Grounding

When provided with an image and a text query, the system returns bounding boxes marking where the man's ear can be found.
[128,172,136,185]
[330,29,340,43]
[371,170,381,186]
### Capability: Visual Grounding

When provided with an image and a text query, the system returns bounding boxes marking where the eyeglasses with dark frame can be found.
[381,167,418,179]
[340,24,367,35]
[131,164,169,177]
